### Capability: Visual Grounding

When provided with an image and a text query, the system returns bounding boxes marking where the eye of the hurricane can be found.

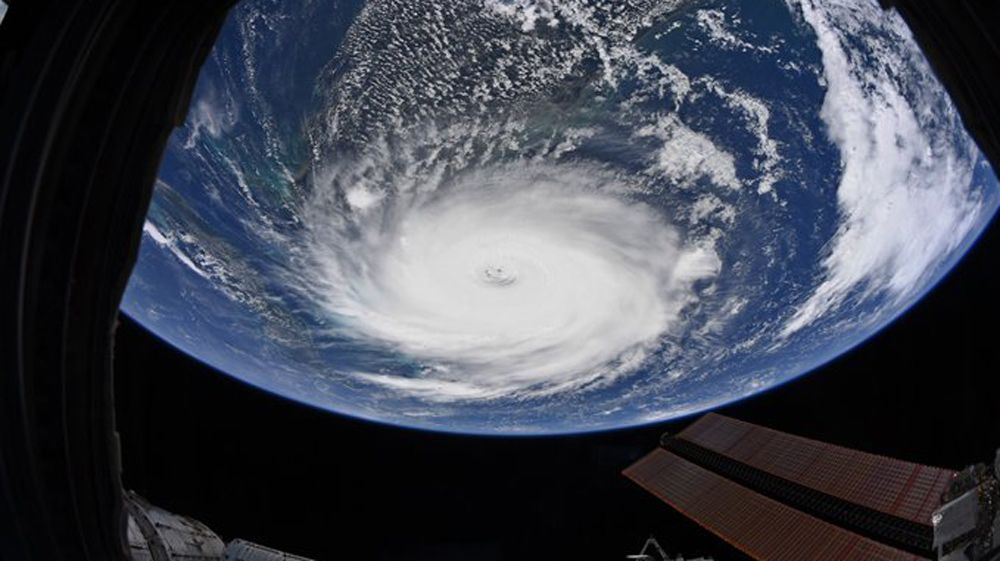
[480,263,518,287]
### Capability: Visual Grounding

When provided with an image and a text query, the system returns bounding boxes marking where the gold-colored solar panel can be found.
[677,414,955,525]
[624,449,931,561]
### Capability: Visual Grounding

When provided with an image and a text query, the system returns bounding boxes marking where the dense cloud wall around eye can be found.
[299,159,720,401]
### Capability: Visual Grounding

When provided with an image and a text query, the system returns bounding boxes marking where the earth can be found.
[122,0,999,434]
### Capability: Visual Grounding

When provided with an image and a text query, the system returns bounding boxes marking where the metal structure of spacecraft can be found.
[0,1,998,561]
[626,535,712,561]
[124,492,314,561]
[625,413,1000,561]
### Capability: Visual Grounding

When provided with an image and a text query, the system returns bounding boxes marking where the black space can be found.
[114,206,1000,561]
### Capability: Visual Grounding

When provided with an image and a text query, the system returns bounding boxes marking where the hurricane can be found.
[122,0,1000,433]
[303,159,720,401]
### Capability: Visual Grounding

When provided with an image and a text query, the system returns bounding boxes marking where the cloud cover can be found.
[781,0,985,337]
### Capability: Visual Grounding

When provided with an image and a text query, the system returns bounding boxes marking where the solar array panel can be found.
[677,414,955,525]
[624,449,932,561]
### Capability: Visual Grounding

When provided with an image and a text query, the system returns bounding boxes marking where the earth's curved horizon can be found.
[122,0,1000,435]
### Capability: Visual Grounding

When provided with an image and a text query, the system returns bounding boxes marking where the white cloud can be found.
[184,87,238,149]
[696,8,776,54]
[638,114,741,190]
[781,0,984,337]
[700,77,782,195]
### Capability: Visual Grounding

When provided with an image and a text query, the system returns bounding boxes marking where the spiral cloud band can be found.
[305,163,721,401]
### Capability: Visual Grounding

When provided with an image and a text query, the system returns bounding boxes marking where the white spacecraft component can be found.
[124,492,314,561]
[125,491,225,561]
